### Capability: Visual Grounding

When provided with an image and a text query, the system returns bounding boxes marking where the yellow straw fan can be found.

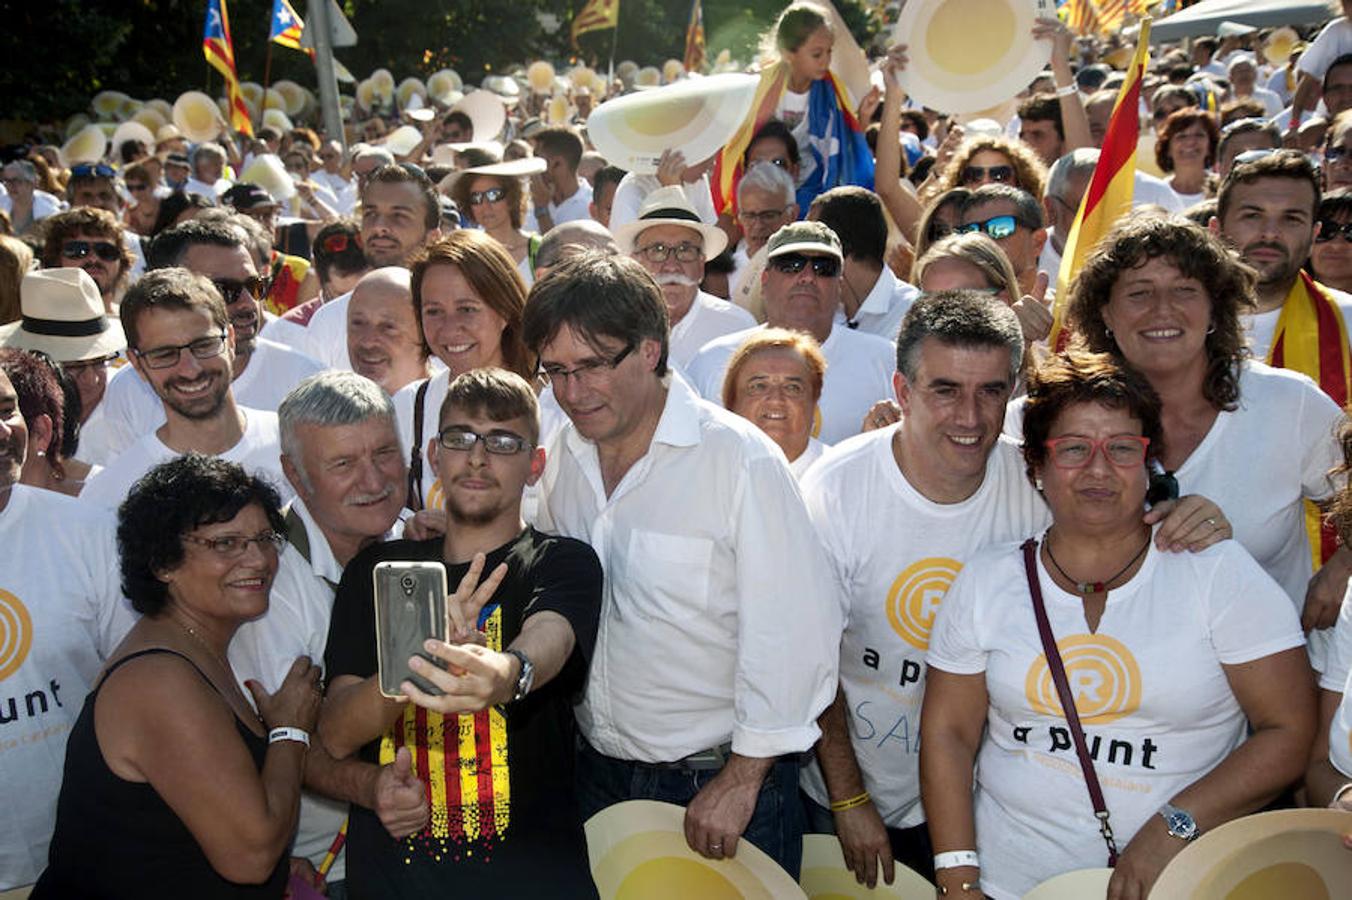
[91,91,130,119]
[428,69,463,102]
[173,91,225,142]
[370,68,395,95]
[111,121,155,155]
[65,114,91,141]
[1265,27,1300,67]
[798,834,934,899]
[546,95,572,125]
[239,153,298,202]
[586,72,759,175]
[527,60,556,94]
[240,82,265,109]
[356,78,379,112]
[450,90,507,142]
[60,124,109,167]
[1022,868,1113,900]
[397,77,427,110]
[262,108,294,134]
[273,80,307,116]
[131,107,168,134]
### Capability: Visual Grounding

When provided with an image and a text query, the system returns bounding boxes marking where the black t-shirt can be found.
[324,527,602,899]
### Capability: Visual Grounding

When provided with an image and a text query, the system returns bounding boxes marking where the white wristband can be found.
[1054,83,1078,98]
[268,726,310,747]
[934,850,980,870]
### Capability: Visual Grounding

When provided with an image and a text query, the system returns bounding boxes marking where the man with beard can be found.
[1213,150,1352,362]
[346,267,430,395]
[614,186,754,369]
[41,208,134,314]
[81,268,290,507]
[319,368,602,897]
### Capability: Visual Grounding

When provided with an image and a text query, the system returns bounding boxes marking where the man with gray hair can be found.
[314,139,358,215]
[1228,55,1283,118]
[0,159,62,234]
[733,162,798,280]
[1039,149,1099,277]
[184,141,231,201]
[229,370,425,894]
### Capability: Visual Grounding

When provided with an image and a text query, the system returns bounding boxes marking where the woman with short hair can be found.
[722,328,827,477]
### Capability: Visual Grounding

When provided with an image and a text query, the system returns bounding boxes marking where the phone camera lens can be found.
[399,574,416,592]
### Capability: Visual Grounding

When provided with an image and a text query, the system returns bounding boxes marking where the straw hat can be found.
[662,59,685,84]
[60,125,109,167]
[428,69,464,104]
[240,82,265,110]
[437,156,545,196]
[383,124,424,159]
[0,269,126,363]
[146,98,174,121]
[370,68,395,95]
[173,91,225,142]
[1023,868,1113,900]
[527,61,556,94]
[356,78,379,112]
[451,90,507,142]
[546,95,573,125]
[635,66,661,88]
[273,80,308,116]
[262,107,295,134]
[90,91,130,120]
[239,154,297,202]
[155,123,184,144]
[111,121,155,156]
[613,185,728,258]
[1265,27,1300,66]
[798,834,934,899]
[397,77,428,110]
[130,106,168,134]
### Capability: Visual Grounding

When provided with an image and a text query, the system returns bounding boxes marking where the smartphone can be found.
[373,561,449,698]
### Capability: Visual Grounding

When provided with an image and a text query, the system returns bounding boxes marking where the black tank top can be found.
[31,648,289,899]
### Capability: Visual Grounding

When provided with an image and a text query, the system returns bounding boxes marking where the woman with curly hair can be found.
[1155,108,1220,208]
[927,135,1048,204]
[1066,212,1349,667]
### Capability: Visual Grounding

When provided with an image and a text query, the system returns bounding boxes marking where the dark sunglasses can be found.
[211,275,269,302]
[956,214,1025,240]
[61,240,121,262]
[70,163,115,179]
[1325,145,1352,164]
[319,232,361,254]
[769,253,841,278]
[469,187,506,206]
[1317,219,1352,242]
[126,181,149,192]
[960,164,1015,186]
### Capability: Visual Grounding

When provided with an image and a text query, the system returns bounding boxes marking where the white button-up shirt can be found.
[835,266,918,342]
[537,375,840,763]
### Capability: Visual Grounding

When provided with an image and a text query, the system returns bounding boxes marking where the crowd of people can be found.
[4,2,1352,898]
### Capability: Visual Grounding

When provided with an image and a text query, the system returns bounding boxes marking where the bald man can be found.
[534,219,620,279]
[346,267,430,396]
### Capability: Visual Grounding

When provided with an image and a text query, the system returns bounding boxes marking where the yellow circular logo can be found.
[425,477,445,513]
[885,558,963,650]
[1024,634,1142,725]
[0,589,33,682]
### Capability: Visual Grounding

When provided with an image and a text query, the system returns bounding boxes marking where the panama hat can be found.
[239,82,265,110]
[613,185,728,258]
[370,68,395,96]
[585,801,806,899]
[0,269,126,363]
[60,124,109,167]
[798,834,933,899]
[428,69,464,104]
[891,0,1054,115]
[1150,808,1352,898]
[450,90,507,142]
[239,154,297,202]
[546,95,573,125]
[1022,868,1113,899]
[586,72,758,175]
[90,91,130,120]
[155,123,184,145]
[173,90,225,142]
[356,78,379,112]
[130,106,168,134]
[437,156,545,195]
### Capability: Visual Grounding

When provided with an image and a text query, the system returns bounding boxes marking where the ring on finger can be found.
[1205,517,1217,528]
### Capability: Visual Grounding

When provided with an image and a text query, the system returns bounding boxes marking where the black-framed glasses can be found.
[62,354,118,378]
[70,163,115,179]
[132,332,228,369]
[1317,218,1352,242]
[957,214,1026,240]
[182,529,286,558]
[768,253,841,278]
[436,427,533,455]
[468,187,506,206]
[636,241,702,263]
[738,207,788,225]
[62,240,121,262]
[539,342,635,385]
[211,276,269,303]
[960,164,1015,186]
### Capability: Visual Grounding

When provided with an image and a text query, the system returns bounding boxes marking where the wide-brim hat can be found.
[239,153,297,201]
[0,269,125,363]
[1265,26,1300,66]
[890,0,1051,115]
[612,184,728,258]
[173,90,225,143]
[585,801,806,898]
[437,156,546,196]
[383,124,424,159]
[586,72,758,175]
[799,834,933,898]
[430,140,504,168]
[451,90,507,142]
[60,124,109,167]
[111,120,155,156]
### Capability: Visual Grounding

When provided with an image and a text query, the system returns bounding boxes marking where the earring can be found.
[1104,326,1114,339]
[1206,323,1216,335]
[1035,476,1044,491]
[34,450,45,458]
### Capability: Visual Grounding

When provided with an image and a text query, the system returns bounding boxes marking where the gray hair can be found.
[1045,149,1100,203]
[278,371,397,484]
[962,184,1045,229]
[738,160,796,207]
[2,160,36,183]
[895,289,1024,386]
[536,219,619,270]
[352,146,396,168]
[190,142,227,167]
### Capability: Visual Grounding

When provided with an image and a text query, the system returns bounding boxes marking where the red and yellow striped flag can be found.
[571,0,619,49]
[203,0,253,136]
[684,0,707,74]
[1047,17,1151,349]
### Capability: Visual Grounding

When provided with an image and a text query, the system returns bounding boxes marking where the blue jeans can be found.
[576,738,805,879]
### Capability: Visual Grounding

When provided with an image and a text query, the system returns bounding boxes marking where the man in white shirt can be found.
[529,126,593,233]
[1038,150,1098,278]
[0,160,62,235]
[1228,56,1283,118]
[807,187,918,341]
[182,141,231,201]
[312,140,358,216]
[524,252,840,878]
[730,162,798,289]
[614,186,755,369]
[229,371,425,893]
[82,268,291,507]
[687,222,896,445]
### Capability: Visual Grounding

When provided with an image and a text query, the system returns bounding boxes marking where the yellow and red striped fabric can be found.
[203,0,253,136]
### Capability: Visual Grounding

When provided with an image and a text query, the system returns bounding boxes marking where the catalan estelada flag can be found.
[571,0,619,49]
[270,0,314,60]
[1046,17,1151,349]
[683,0,707,74]
[203,0,253,136]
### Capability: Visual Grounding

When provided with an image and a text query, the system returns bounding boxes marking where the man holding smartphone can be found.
[318,368,602,898]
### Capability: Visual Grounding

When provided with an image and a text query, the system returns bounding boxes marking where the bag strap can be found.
[1020,538,1120,867]
[406,379,430,512]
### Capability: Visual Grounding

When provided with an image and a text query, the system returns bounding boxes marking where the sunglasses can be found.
[768,253,841,278]
[960,164,1015,186]
[1317,219,1352,242]
[956,214,1024,240]
[211,275,269,303]
[1325,145,1352,164]
[70,163,115,179]
[468,187,506,206]
[62,240,121,262]
[319,232,361,254]
[126,182,149,192]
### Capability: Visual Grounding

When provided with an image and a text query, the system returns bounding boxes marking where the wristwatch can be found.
[505,648,534,701]
[1158,803,1200,841]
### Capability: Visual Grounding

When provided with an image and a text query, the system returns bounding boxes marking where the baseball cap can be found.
[765,221,842,261]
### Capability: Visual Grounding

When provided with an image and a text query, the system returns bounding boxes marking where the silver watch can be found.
[1159,802,1199,841]
[505,648,534,701]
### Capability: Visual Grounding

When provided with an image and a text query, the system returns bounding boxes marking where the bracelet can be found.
[934,850,980,870]
[1054,83,1078,97]
[829,791,872,812]
[268,726,310,747]
[937,882,981,896]
[1332,782,1352,806]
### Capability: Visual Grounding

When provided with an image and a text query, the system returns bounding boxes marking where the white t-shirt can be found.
[1325,589,1352,777]
[834,266,918,342]
[547,180,594,227]
[799,433,1050,828]
[927,537,1305,899]
[685,324,895,445]
[1243,285,1352,361]
[298,289,355,371]
[1300,19,1352,80]
[0,486,135,888]
[790,436,825,480]
[669,290,757,370]
[81,407,293,509]
[1133,171,1185,214]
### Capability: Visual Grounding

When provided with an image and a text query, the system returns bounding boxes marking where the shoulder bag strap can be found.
[1020,538,1120,867]
[406,379,430,512]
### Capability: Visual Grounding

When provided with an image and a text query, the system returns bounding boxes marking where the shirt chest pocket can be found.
[625,530,715,622]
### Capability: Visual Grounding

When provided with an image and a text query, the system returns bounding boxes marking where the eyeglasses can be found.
[1317,219,1352,242]
[960,164,1015,186]
[636,241,702,263]
[70,163,116,179]
[211,276,269,303]
[182,529,286,558]
[132,332,228,369]
[768,253,841,277]
[1044,435,1151,470]
[62,240,121,262]
[956,214,1026,240]
[126,182,149,192]
[738,207,788,225]
[319,232,361,254]
[468,187,506,206]
[62,354,118,378]
[539,342,635,386]
[436,427,533,454]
